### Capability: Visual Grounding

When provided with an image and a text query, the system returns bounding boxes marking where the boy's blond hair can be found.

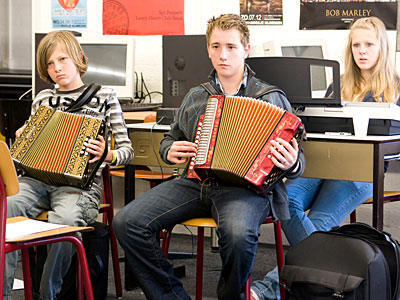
[37,30,88,84]
[206,14,250,47]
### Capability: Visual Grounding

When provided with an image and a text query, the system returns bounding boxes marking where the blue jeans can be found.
[251,267,280,300]
[4,176,99,300]
[282,178,373,246]
[113,178,270,300]
[251,178,372,300]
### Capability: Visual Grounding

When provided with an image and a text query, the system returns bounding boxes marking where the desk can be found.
[123,123,186,205]
[302,133,400,231]
[127,123,400,231]
[123,111,156,124]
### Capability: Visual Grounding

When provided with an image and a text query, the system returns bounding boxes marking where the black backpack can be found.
[281,222,400,300]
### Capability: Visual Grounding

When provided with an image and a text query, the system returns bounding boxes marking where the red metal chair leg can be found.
[350,210,357,223]
[161,227,174,257]
[108,221,123,297]
[21,247,33,300]
[69,236,94,300]
[273,221,285,300]
[102,167,123,298]
[196,227,205,300]
[76,255,83,300]
[244,276,251,300]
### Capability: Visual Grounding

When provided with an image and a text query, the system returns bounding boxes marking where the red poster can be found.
[103,0,184,35]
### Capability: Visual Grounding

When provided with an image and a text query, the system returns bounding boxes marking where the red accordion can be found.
[187,95,304,192]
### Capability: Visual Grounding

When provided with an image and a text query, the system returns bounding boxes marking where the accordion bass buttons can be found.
[80,136,90,157]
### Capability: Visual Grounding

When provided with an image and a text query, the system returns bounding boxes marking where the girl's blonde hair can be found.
[341,17,399,103]
[36,30,88,84]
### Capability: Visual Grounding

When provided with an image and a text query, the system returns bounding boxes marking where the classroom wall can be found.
[0,0,9,69]
[31,0,398,103]
[0,0,31,70]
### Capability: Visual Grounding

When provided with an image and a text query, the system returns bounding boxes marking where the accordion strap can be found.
[201,82,220,95]
[66,83,107,189]
[66,83,102,112]
[200,82,283,99]
[82,127,109,190]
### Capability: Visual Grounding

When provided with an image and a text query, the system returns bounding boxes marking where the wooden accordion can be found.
[187,95,304,193]
[10,105,105,189]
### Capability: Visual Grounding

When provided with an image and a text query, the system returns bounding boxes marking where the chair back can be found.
[0,140,19,298]
[0,141,19,197]
[101,165,113,206]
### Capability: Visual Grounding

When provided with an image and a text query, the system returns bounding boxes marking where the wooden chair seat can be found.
[181,218,217,228]
[350,191,400,223]
[364,191,400,204]
[110,168,176,181]
[36,204,111,222]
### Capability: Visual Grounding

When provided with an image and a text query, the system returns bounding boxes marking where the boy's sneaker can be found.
[250,288,260,300]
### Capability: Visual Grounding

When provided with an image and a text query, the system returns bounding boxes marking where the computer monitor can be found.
[78,35,135,100]
[162,35,213,108]
[33,34,135,100]
[246,56,342,108]
[263,39,329,93]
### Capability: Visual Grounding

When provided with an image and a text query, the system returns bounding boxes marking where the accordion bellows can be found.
[188,95,303,191]
[10,105,104,189]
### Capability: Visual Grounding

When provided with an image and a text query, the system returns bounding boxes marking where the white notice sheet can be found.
[6,219,68,241]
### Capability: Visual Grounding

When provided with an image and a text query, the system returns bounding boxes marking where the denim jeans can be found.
[281,178,373,246]
[251,267,280,300]
[113,178,270,300]
[4,176,99,300]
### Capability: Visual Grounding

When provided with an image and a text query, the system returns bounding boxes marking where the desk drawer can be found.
[129,130,187,169]
[302,140,373,182]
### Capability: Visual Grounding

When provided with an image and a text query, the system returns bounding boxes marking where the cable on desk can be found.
[18,88,32,100]
[134,72,140,100]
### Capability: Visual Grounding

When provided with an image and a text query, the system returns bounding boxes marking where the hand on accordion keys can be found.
[84,135,112,163]
[269,137,299,173]
[15,125,27,138]
[167,140,197,164]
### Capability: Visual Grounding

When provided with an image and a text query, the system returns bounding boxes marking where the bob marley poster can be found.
[240,0,283,25]
[300,0,397,30]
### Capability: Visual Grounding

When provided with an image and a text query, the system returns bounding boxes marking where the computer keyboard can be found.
[120,102,162,112]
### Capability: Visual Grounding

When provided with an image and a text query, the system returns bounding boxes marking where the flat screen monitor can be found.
[162,35,213,108]
[263,39,329,93]
[33,34,135,100]
[246,56,342,108]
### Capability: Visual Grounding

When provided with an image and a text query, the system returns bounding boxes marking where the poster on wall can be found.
[300,0,397,30]
[52,0,87,29]
[102,0,184,35]
[240,0,283,25]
